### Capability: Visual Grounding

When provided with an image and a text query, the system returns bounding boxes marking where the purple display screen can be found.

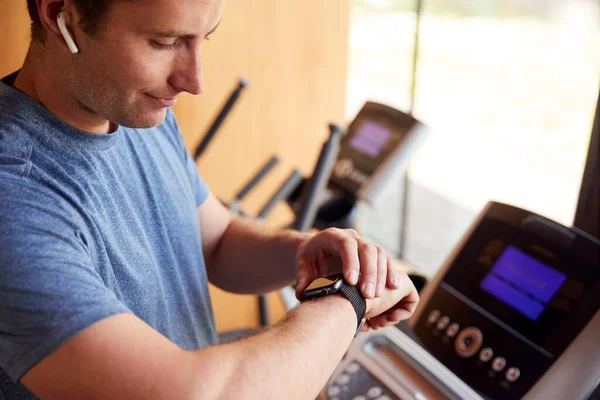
[349,120,392,158]
[480,246,566,320]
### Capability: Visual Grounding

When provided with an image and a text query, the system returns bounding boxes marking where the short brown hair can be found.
[26,0,116,42]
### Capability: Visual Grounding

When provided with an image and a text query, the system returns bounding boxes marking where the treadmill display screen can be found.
[349,120,393,159]
[480,246,567,320]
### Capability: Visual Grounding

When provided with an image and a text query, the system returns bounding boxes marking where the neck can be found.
[13,46,114,134]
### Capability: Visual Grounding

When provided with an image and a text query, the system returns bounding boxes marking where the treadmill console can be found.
[412,202,600,399]
[330,102,426,204]
[320,202,600,400]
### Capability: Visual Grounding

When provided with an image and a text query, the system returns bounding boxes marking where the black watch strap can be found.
[338,283,366,336]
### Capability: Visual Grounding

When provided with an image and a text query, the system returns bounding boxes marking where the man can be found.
[0,0,419,398]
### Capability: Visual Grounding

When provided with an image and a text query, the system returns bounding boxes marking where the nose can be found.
[169,48,204,95]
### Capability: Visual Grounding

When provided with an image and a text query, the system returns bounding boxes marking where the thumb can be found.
[295,260,317,300]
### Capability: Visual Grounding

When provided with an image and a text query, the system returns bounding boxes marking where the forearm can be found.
[206,216,312,294]
[190,295,356,399]
[20,298,356,400]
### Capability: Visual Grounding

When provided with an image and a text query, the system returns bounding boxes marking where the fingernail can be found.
[364,283,375,298]
[348,270,359,284]
[391,277,399,287]
[377,283,384,296]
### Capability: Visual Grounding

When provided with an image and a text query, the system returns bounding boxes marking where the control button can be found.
[560,279,585,299]
[476,254,494,267]
[413,391,428,400]
[492,357,507,372]
[436,316,450,330]
[337,374,351,385]
[353,396,367,400]
[328,385,341,397]
[550,296,572,312]
[428,310,441,324]
[506,367,520,382]
[455,327,483,358]
[479,347,494,362]
[346,362,360,374]
[367,386,383,398]
[446,323,460,337]
[484,239,504,255]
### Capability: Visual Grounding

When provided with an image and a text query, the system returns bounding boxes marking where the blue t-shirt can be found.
[0,72,218,398]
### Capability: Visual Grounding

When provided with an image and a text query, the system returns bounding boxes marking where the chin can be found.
[117,108,168,129]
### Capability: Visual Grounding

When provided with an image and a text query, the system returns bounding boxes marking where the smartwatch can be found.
[300,274,366,336]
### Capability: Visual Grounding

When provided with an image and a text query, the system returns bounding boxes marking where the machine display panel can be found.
[349,120,393,159]
[480,245,567,320]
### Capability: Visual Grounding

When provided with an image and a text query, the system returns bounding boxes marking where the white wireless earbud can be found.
[57,12,79,54]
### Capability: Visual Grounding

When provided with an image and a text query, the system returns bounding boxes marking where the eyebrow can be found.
[148,19,221,39]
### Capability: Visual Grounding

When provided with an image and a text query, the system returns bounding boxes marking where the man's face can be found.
[61,0,223,129]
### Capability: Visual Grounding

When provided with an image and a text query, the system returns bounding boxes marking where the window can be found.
[348,0,600,275]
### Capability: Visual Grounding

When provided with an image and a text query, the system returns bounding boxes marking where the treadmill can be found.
[318,90,600,400]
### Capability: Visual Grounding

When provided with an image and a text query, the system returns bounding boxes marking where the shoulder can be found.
[0,172,83,232]
[0,113,36,179]
[0,82,45,178]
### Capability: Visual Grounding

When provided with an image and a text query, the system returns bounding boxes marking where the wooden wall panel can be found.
[0,3,30,76]
[175,0,351,209]
[1,0,351,334]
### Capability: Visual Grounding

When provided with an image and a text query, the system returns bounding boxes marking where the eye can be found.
[150,40,178,50]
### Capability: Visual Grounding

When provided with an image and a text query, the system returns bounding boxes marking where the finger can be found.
[367,316,386,330]
[369,310,400,329]
[346,229,361,239]
[377,315,391,329]
[302,229,360,281]
[369,315,385,329]
[398,274,420,316]
[375,247,387,297]
[386,257,400,289]
[294,260,318,300]
[365,318,376,329]
[358,242,378,299]
[388,307,412,323]
[384,278,420,321]
[339,236,360,285]
[360,320,371,332]
[400,280,419,318]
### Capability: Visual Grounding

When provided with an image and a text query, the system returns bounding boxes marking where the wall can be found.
[1,0,351,333]
[0,3,30,73]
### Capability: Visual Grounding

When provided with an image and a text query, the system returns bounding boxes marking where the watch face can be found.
[305,275,343,291]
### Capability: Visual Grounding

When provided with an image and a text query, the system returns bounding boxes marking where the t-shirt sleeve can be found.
[0,176,131,381]
[165,108,210,208]
[184,149,210,207]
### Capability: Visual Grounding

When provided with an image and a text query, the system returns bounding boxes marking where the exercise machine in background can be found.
[317,88,600,400]
[287,101,428,250]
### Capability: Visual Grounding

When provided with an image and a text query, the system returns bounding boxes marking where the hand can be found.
[362,271,419,330]
[294,228,402,300]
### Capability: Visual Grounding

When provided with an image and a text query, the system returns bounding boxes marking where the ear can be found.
[36,0,79,52]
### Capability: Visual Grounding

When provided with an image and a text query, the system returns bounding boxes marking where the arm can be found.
[23,274,418,400]
[23,293,351,399]
[199,193,311,294]
[199,194,404,298]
